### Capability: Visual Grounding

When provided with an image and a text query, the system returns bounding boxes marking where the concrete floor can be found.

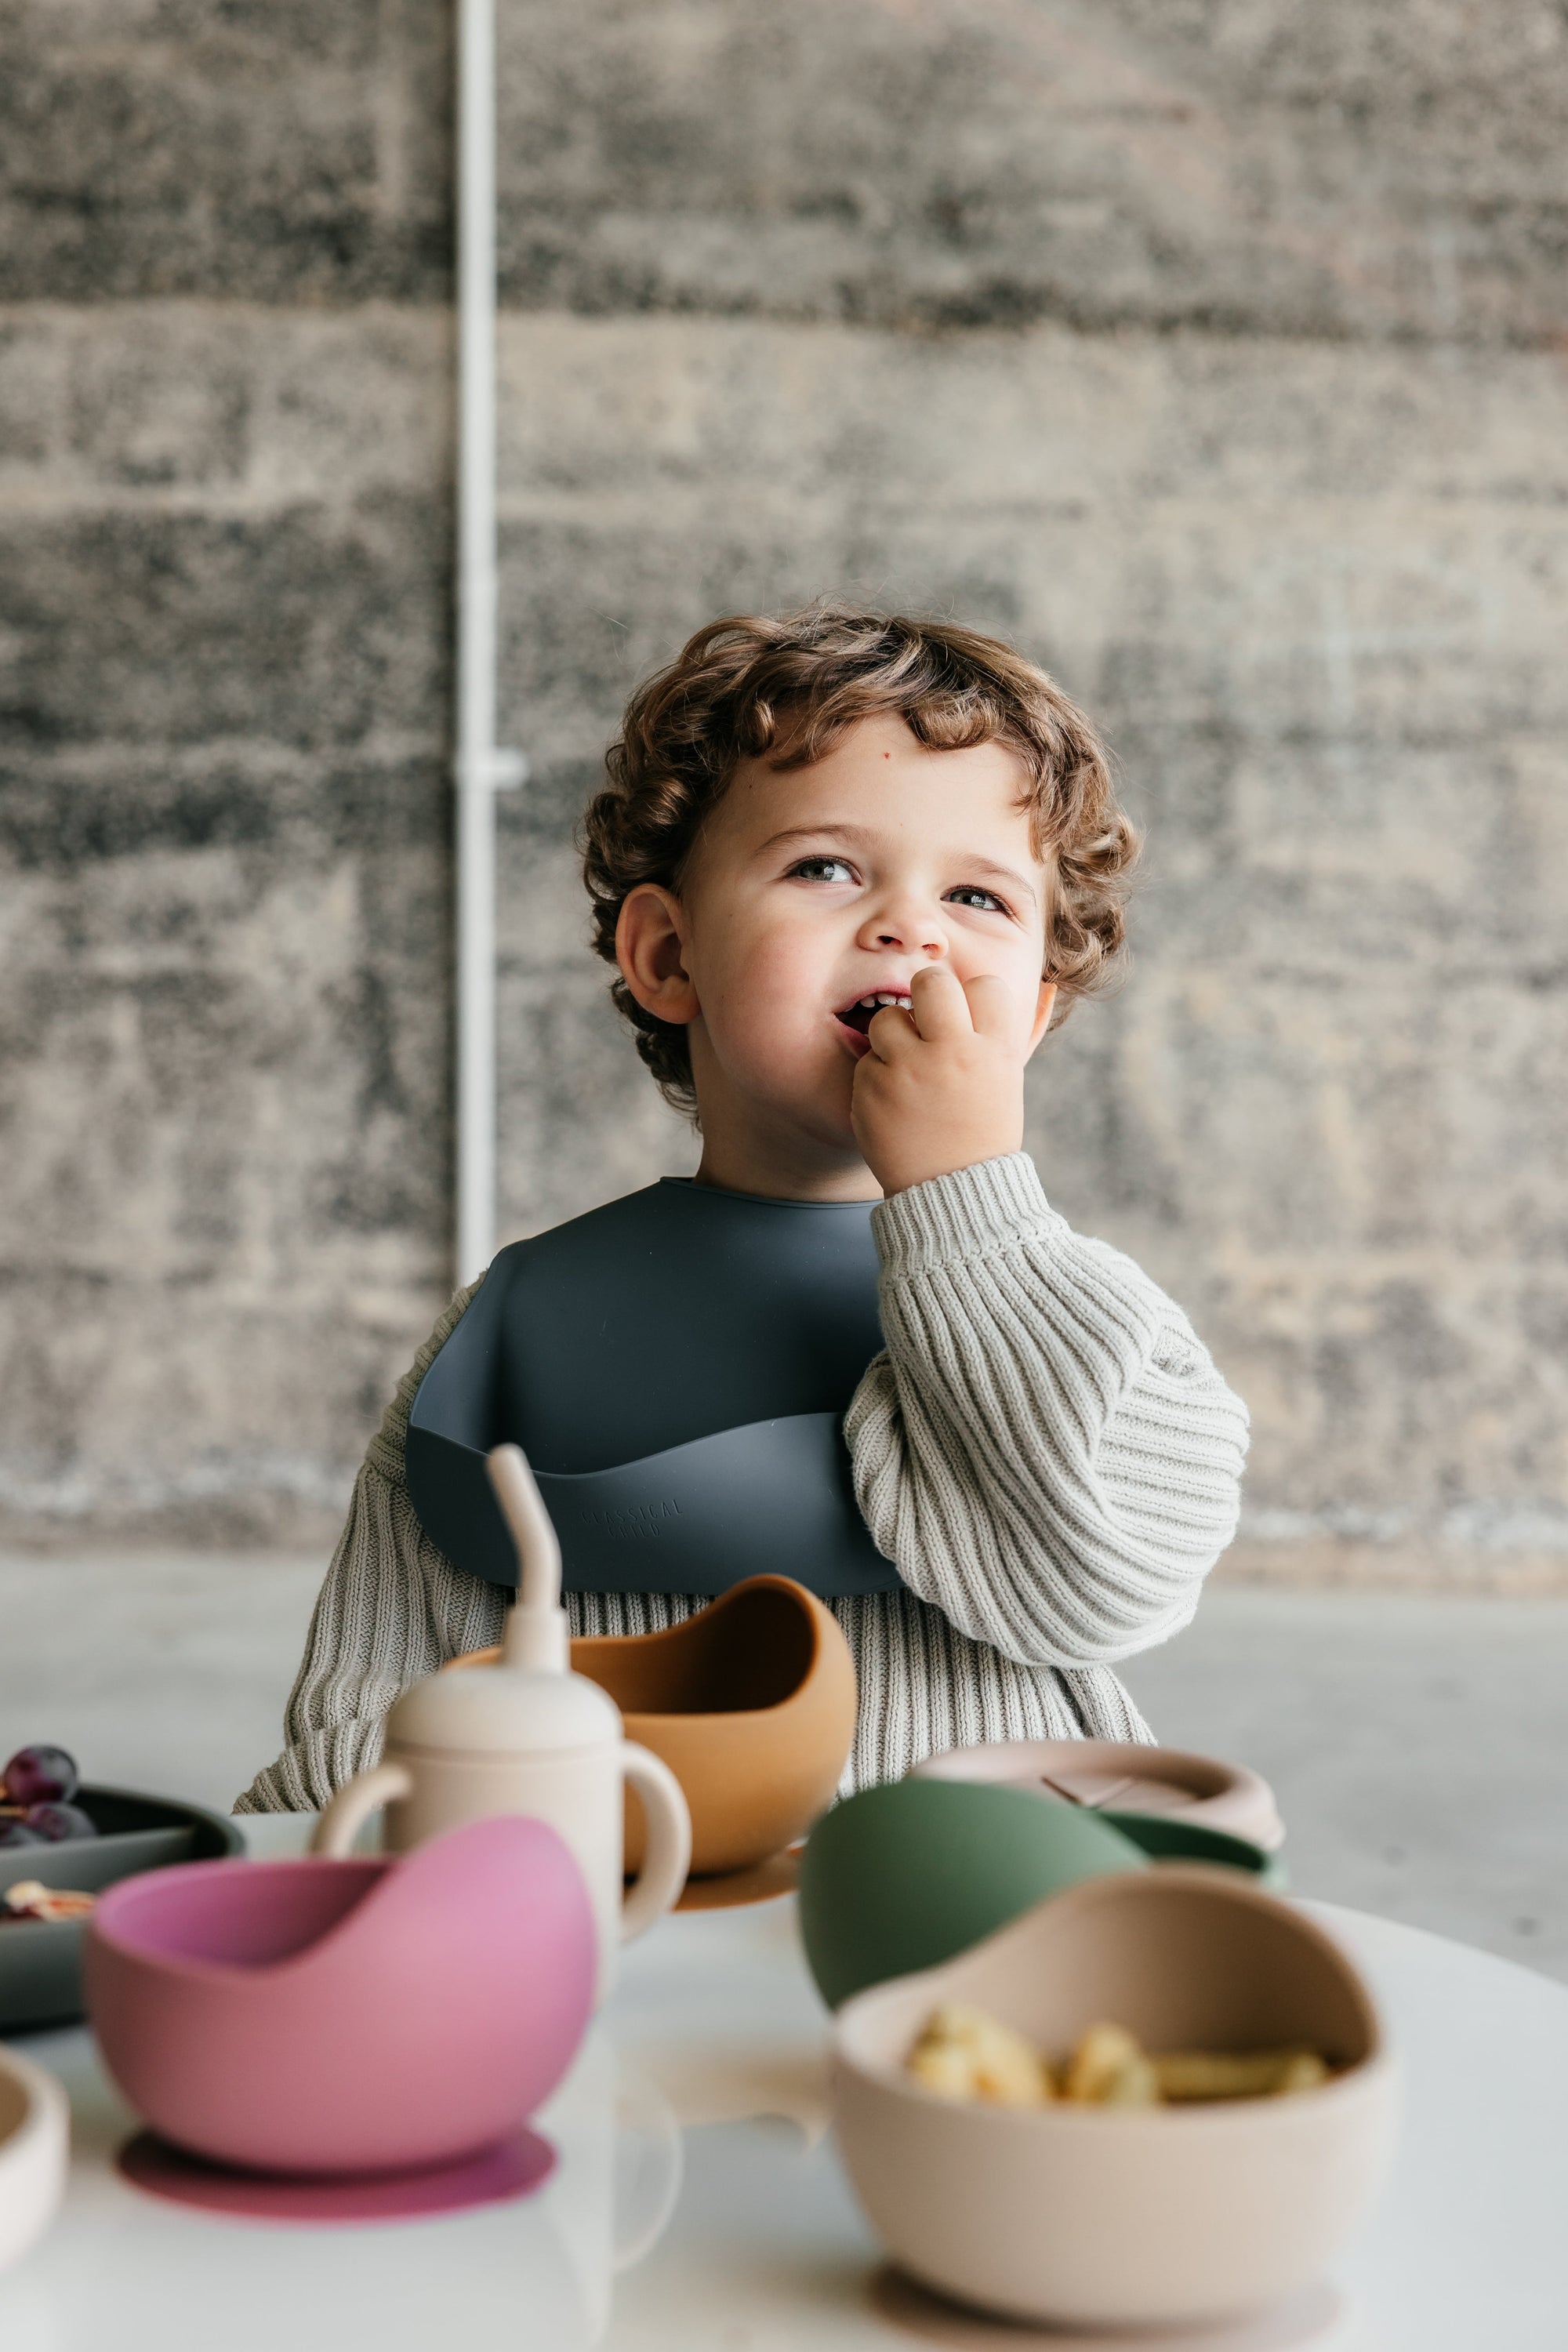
[2,1555,1566,1982]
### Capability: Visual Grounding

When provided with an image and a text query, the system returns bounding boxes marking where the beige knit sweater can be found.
[238,1154,1248,1812]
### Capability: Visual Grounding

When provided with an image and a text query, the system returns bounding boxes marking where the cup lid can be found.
[386,1661,622,1755]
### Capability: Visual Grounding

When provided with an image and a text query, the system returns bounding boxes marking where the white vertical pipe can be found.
[455,0,524,1285]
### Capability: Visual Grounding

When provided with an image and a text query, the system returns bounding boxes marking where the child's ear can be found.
[1024,979,1058,1059]
[615,885,701,1026]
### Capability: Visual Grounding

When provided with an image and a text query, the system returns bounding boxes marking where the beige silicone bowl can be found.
[833,1867,1396,2332]
[912,1736,1285,1852]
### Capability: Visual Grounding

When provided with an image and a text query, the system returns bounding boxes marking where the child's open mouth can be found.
[833,992,913,1057]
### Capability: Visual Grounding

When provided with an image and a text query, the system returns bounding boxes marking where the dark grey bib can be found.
[405,1179,900,1599]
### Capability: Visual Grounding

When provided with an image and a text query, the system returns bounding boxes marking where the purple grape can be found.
[0,1820,45,1849]
[2,1745,78,1806]
[24,1802,95,1843]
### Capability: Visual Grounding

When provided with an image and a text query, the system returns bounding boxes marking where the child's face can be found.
[619,715,1056,1190]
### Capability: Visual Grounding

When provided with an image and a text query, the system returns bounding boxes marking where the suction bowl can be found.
[797,1776,1148,2009]
[85,1814,597,2176]
[833,1867,1397,2331]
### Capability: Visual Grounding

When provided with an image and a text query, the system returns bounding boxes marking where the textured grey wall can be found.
[3,1,1566,1584]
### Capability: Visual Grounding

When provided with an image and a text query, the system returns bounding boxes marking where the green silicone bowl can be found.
[797,1777,1146,2009]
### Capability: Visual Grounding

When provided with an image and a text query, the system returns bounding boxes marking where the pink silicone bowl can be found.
[85,1815,596,2176]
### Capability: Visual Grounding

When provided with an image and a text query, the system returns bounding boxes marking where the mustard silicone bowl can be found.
[832,1866,1397,2332]
[448,1574,857,1877]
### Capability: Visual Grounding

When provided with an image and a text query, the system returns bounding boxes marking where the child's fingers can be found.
[963,973,1014,1040]
[909,964,973,1041]
[866,1000,919,1058]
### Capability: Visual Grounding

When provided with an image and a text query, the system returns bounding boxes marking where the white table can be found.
[2,1876,1566,2351]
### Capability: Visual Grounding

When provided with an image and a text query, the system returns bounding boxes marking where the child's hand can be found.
[851,966,1028,1196]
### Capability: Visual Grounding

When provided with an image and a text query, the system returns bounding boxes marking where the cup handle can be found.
[310,1761,413,1857]
[617,1742,691,1944]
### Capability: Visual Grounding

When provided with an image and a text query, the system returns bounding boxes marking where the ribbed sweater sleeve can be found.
[845,1152,1249,1670]
[234,1279,506,1812]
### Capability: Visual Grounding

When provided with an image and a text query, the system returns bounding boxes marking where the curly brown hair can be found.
[581,605,1138,1115]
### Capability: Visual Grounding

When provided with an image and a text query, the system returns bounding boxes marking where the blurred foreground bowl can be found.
[86,1815,596,2176]
[833,1867,1396,2331]
[0,2044,68,2274]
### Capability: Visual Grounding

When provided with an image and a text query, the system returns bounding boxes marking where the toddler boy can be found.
[241,608,1247,1809]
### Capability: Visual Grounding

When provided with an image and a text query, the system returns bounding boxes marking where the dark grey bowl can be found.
[0,1786,242,2033]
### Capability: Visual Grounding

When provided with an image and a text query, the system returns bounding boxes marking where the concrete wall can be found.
[3,0,1566,1584]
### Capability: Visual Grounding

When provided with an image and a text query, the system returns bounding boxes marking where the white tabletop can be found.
[2,1884,1566,2352]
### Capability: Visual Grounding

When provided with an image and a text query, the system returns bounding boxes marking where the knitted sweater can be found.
[237,1154,1248,1811]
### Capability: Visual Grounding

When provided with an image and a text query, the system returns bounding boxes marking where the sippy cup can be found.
[312,1444,691,2004]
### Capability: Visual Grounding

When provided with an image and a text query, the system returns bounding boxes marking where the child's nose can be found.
[857,894,948,959]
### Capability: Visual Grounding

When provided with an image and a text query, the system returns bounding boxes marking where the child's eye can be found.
[945,884,1009,915]
[788,855,858,884]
